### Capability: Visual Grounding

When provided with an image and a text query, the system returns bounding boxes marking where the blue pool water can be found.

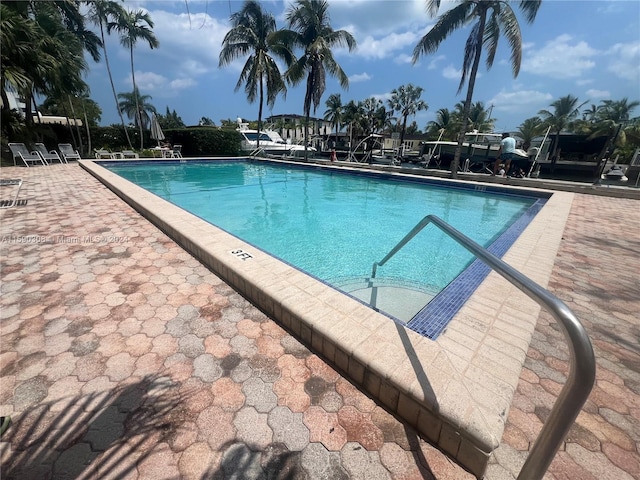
[105,159,546,335]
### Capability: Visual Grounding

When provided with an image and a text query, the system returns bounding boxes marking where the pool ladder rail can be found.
[371,214,596,480]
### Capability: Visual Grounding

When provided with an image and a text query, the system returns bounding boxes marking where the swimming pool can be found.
[103,159,547,336]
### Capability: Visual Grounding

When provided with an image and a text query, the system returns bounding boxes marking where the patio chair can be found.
[94,149,123,159]
[8,143,47,167]
[58,143,81,162]
[171,145,183,158]
[0,179,24,208]
[122,150,139,159]
[34,143,66,164]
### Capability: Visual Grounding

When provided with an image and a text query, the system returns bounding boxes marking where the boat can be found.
[237,119,314,157]
[419,131,528,172]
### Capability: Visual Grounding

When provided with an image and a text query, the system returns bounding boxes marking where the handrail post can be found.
[370,214,596,479]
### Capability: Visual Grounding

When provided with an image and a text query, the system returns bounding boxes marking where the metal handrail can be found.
[371,214,596,480]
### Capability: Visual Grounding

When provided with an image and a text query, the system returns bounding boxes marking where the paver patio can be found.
[0,164,638,479]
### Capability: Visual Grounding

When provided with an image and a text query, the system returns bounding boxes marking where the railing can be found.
[249,147,266,157]
[371,214,596,480]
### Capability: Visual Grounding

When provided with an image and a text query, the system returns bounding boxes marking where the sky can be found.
[85,0,640,133]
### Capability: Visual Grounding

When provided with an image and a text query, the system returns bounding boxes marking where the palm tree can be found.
[426,108,457,140]
[219,1,291,151]
[281,0,357,161]
[117,88,156,131]
[413,0,541,178]
[110,9,159,150]
[463,101,495,132]
[86,0,133,149]
[1,1,96,133]
[360,97,383,138]
[199,117,215,126]
[589,98,640,162]
[323,93,342,149]
[516,116,546,151]
[387,84,428,147]
[538,94,586,163]
[342,100,361,153]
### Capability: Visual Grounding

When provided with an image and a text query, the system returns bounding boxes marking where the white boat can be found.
[237,119,314,157]
[420,131,528,171]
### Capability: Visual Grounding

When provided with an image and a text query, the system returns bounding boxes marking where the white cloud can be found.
[169,78,197,90]
[585,89,610,99]
[142,10,229,77]
[328,0,428,37]
[129,71,166,90]
[488,90,554,115]
[349,72,372,83]
[125,71,196,97]
[442,65,462,80]
[354,31,421,60]
[394,53,414,65]
[522,34,598,79]
[606,42,640,82]
[427,55,446,70]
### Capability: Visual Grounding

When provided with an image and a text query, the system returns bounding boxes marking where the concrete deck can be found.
[1,163,638,479]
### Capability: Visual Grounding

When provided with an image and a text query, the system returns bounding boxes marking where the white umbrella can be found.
[150,113,165,145]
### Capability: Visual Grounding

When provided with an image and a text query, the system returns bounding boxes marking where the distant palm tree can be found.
[516,116,546,151]
[387,84,428,148]
[538,94,587,163]
[199,116,215,126]
[86,0,133,149]
[280,0,357,161]
[323,93,342,149]
[342,100,361,151]
[219,1,291,151]
[589,98,640,160]
[461,101,495,132]
[110,9,159,150]
[413,0,541,178]
[118,88,156,130]
[360,97,383,138]
[582,104,599,123]
[426,108,456,140]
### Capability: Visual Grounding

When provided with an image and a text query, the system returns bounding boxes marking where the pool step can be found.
[329,277,437,324]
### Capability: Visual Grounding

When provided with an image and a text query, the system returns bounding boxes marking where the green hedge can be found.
[91,126,241,157]
[165,127,241,156]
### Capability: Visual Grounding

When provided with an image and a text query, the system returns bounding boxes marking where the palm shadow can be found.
[3,374,190,480]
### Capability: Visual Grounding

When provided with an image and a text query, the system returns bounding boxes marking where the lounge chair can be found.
[8,143,48,167]
[58,143,81,162]
[171,144,183,158]
[34,143,65,164]
[122,150,139,159]
[0,179,24,208]
[94,149,123,159]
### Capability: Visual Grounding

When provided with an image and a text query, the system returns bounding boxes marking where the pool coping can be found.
[80,159,573,478]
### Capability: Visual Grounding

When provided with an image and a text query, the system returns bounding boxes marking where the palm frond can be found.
[412,2,472,63]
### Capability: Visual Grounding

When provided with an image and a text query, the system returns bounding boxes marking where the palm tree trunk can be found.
[257,78,263,151]
[400,114,408,149]
[68,96,84,155]
[82,102,92,154]
[303,71,315,163]
[130,47,144,150]
[452,12,487,179]
[100,22,133,150]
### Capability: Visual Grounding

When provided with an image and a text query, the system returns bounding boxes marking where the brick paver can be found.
[1,164,638,479]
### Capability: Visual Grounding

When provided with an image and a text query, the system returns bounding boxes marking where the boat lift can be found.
[347,134,400,166]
